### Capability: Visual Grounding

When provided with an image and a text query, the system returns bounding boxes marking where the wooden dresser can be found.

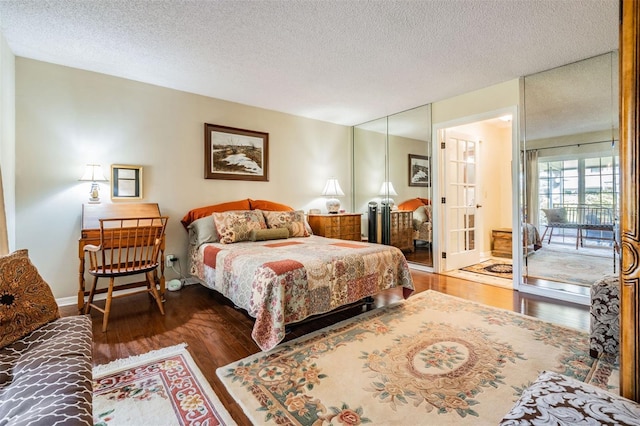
[78,203,165,312]
[378,210,414,252]
[392,211,414,252]
[307,213,362,241]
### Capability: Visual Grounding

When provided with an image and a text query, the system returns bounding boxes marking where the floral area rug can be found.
[461,258,513,279]
[93,343,236,426]
[218,290,618,425]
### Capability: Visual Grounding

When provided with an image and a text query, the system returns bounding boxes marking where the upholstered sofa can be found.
[0,250,93,425]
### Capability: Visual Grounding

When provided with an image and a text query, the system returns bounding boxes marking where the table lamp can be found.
[322,178,345,214]
[79,164,108,203]
[379,181,398,208]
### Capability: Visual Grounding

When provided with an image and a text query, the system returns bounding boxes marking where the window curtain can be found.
[525,150,539,228]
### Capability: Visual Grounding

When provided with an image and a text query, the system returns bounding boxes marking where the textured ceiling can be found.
[0,0,619,126]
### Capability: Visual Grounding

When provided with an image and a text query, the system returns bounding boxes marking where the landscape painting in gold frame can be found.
[204,123,269,181]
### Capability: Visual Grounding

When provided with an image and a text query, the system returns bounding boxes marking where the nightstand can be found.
[307,213,362,241]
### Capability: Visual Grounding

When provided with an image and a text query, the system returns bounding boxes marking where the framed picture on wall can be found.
[111,165,143,200]
[408,154,430,187]
[204,123,269,181]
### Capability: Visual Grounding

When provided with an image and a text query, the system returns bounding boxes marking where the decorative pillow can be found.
[187,215,218,246]
[413,205,428,223]
[180,199,251,228]
[542,208,567,224]
[425,204,432,222]
[249,199,294,211]
[212,210,266,244]
[250,228,289,241]
[397,198,424,211]
[262,210,310,237]
[0,249,60,349]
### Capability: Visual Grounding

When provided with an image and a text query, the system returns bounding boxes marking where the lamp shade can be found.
[79,164,108,182]
[321,178,345,197]
[378,181,398,196]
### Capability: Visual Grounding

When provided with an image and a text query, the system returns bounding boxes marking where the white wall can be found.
[0,34,15,251]
[15,58,351,300]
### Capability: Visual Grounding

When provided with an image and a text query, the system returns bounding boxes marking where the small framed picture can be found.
[408,154,430,187]
[111,165,143,200]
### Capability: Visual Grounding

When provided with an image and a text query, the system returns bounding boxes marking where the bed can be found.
[182,199,414,351]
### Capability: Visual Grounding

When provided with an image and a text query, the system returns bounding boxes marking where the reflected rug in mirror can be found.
[218,290,617,425]
[93,343,236,425]
[526,244,615,286]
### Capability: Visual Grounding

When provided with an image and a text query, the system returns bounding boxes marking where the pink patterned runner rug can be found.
[93,343,236,425]
[218,290,617,425]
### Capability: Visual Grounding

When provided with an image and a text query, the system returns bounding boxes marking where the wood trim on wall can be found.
[620,0,640,401]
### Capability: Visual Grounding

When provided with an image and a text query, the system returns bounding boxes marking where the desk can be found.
[78,203,165,312]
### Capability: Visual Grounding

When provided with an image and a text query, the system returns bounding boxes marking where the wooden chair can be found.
[84,216,169,332]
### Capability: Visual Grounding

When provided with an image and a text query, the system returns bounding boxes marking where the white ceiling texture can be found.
[0,0,619,127]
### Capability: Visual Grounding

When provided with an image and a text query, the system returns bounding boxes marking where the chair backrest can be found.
[93,216,168,275]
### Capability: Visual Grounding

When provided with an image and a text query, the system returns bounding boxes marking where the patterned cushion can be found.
[212,210,266,244]
[590,275,620,357]
[500,371,640,425]
[0,316,93,425]
[0,249,60,349]
[262,210,310,237]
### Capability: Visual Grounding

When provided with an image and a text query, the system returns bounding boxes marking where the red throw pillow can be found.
[249,199,294,211]
[180,199,251,228]
[397,198,424,211]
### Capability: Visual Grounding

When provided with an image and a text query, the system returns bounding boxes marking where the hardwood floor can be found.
[60,270,589,425]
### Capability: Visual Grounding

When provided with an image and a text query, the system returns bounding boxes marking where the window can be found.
[538,153,619,223]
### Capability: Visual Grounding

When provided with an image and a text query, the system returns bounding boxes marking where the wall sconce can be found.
[378,181,398,208]
[321,178,345,214]
[79,164,108,203]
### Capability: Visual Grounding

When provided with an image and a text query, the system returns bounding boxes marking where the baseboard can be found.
[56,278,203,307]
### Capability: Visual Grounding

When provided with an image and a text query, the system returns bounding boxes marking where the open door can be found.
[442,131,482,270]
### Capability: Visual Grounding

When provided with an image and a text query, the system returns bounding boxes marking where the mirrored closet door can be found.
[520,51,619,303]
[353,104,433,268]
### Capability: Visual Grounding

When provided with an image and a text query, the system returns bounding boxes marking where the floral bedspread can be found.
[190,235,414,351]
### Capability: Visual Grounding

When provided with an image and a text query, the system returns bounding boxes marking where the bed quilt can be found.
[191,235,414,351]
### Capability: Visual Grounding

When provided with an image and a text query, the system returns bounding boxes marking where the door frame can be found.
[432,106,519,289]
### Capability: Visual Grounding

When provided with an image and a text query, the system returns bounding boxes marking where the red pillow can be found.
[397,198,425,211]
[181,199,251,228]
[249,199,294,211]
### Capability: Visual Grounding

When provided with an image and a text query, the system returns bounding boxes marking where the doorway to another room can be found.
[436,113,515,289]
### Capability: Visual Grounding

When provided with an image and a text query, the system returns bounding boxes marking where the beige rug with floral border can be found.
[218,290,617,425]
